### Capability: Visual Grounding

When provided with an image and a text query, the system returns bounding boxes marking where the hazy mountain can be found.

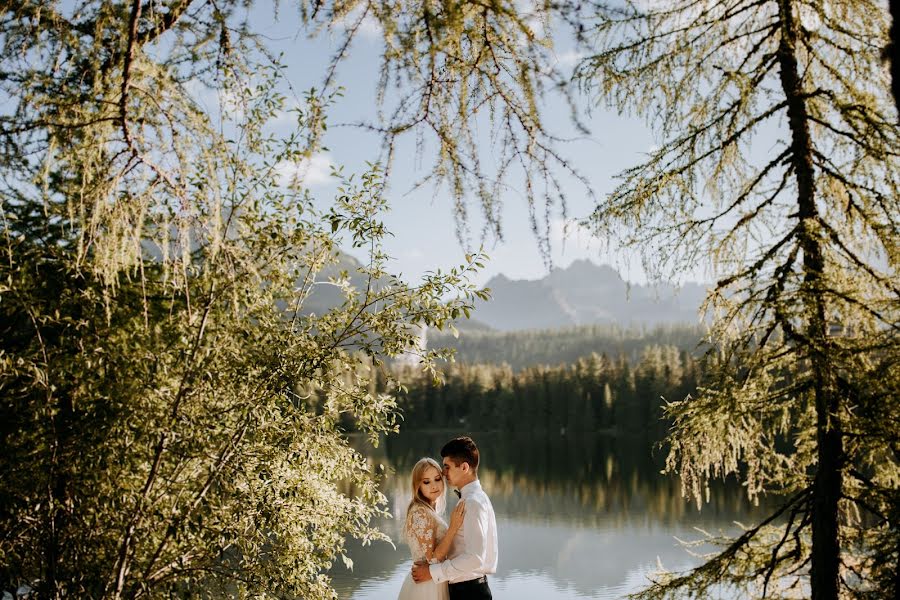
[300,252,367,316]
[473,259,707,330]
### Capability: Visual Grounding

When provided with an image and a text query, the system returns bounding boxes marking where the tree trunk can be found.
[43,389,74,599]
[890,0,899,117]
[776,2,843,599]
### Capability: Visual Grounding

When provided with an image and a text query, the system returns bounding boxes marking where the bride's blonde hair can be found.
[404,457,445,536]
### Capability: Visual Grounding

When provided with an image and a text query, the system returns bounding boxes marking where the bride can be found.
[397,457,465,600]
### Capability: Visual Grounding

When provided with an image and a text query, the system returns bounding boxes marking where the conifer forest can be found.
[1,0,898,598]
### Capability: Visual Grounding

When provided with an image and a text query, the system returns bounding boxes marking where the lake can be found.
[330,431,768,599]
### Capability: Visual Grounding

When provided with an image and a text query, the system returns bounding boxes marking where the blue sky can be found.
[247,8,702,287]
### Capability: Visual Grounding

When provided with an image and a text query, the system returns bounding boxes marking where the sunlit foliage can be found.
[575,1,900,598]
[0,1,486,597]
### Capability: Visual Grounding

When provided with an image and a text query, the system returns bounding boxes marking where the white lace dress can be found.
[397,504,450,600]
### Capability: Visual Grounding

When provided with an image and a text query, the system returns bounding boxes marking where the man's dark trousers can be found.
[448,576,491,600]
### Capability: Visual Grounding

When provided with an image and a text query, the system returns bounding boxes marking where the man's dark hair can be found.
[441,436,480,471]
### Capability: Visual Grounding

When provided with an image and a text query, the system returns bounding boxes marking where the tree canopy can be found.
[0,0,488,596]
[575,0,899,598]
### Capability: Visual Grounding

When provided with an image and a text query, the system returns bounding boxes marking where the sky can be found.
[244,8,704,288]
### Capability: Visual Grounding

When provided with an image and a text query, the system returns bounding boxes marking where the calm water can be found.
[330,431,766,600]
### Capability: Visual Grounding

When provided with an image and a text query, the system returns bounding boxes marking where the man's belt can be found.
[449,576,488,586]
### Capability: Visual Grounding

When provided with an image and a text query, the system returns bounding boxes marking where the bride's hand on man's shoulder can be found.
[449,500,466,530]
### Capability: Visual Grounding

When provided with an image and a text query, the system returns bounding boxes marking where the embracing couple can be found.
[397,436,498,600]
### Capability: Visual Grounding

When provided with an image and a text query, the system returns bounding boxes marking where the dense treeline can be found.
[388,344,701,438]
[427,323,704,371]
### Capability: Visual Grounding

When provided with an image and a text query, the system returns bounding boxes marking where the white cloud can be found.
[183,79,217,112]
[402,247,426,260]
[334,7,383,41]
[522,16,547,42]
[274,152,336,188]
[506,0,550,49]
[555,49,585,69]
[270,100,305,128]
[219,89,246,122]
[183,78,263,124]
[358,14,383,39]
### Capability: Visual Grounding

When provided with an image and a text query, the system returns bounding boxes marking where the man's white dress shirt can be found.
[429,479,498,584]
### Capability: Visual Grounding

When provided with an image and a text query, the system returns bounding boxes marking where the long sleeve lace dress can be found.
[396,504,450,600]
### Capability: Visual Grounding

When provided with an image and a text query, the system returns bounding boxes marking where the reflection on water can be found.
[330,431,768,599]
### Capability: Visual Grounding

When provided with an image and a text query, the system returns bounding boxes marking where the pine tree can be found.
[576,1,900,597]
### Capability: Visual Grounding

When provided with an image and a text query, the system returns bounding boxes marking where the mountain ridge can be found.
[472,259,708,331]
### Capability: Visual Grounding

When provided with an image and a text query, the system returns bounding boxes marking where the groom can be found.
[412,436,498,599]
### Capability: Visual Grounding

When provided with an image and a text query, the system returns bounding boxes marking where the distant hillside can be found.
[300,252,368,316]
[428,322,706,370]
[299,257,710,369]
[472,259,707,331]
